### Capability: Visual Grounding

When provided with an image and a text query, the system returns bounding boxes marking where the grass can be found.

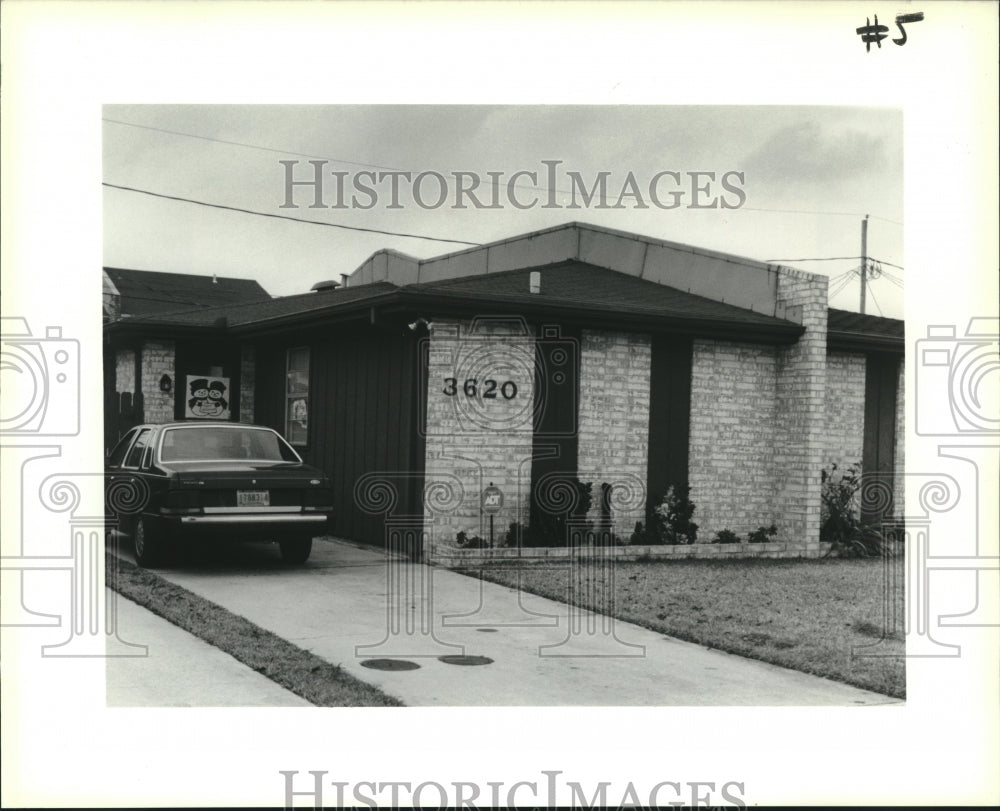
[459,556,905,699]
[107,552,403,707]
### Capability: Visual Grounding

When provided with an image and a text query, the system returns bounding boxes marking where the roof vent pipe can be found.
[311,279,341,292]
[529,271,541,294]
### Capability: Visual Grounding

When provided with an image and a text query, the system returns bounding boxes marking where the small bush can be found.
[655,485,699,544]
[525,478,594,546]
[455,530,488,549]
[713,529,741,544]
[631,486,699,545]
[747,524,779,544]
[821,462,887,557]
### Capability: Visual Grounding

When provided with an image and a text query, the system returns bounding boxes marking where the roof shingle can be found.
[105,268,271,317]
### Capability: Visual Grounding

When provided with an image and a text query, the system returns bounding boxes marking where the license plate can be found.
[237,490,270,507]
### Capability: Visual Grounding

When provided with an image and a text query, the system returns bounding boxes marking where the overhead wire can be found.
[102,182,482,247]
[829,272,858,301]
[866,281,884,316]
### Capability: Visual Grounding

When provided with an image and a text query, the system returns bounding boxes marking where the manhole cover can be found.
[438,655,494,666]
[360,658,421,671]
[476,628,498,633]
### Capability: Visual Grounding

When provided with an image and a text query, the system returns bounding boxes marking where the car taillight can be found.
[162,490,202,515]
[302,488,333,511]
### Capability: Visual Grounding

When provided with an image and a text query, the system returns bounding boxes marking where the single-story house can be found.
[103,222,904,560]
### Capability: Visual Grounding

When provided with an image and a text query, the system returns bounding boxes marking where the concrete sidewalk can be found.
[106,592,312,707]
[111,538,901,707]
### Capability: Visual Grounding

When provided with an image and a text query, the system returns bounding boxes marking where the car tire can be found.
[279,536,312,564]
[134,516,167,568]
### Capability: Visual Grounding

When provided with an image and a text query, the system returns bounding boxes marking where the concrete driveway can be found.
[109,537,900,707]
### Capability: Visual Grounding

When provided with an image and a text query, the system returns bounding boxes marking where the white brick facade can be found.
[773,270,829,553]
[689,340,779,539]
[577,330,651,537]
[422,319,536,552]
[139,340,175,424]
[823,351,867,473]
[115,348,135,393]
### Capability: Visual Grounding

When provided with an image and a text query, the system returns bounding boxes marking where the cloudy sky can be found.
[104,105,904,316]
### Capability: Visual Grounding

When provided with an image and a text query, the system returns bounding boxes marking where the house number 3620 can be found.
[443,377,518,399]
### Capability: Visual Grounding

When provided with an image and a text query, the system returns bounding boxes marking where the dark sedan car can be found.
[105,422,333,566]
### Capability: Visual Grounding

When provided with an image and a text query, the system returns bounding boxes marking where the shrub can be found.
[507,478,596,548]
[713,529,741,544]
[820,462,887,557]
[632,486,699,545]
[747,524,779,544]
[455,530,488,549]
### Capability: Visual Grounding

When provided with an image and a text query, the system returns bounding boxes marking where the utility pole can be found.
[860,215,869,314]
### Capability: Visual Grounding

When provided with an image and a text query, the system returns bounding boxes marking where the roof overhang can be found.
[827,330,905,354]
[104,285,805,346]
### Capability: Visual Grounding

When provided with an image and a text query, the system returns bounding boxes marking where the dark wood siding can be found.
[173,338,241,421]
[862,352,900,524]
[646,335,693,511]
[253,326,424,548]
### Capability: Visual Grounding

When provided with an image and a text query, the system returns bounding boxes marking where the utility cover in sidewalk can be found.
[360,658,421,671]
[438,655,494,666]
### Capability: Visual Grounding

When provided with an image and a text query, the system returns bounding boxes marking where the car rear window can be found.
[160,427,300,462]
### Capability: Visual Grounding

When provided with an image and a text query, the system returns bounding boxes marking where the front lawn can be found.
[460,556,905,698]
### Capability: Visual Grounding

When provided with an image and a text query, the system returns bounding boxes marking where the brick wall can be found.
[773,269,829,553]
[823,351,866,473]
[115,348,135,393]
[689,340,778,539]
[239,344,255,424]
[577,330,651,537]
[139,340,175,424]
[422,319,536,553]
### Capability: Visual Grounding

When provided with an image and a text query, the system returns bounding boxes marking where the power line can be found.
[872,257,904,271]
[102,183,482,247]
[826,269,854,286]
[866,280,884,316]
[829,274,856,300]
[103,117,407,172]
[767,255,864,263]
[767,254,903,271]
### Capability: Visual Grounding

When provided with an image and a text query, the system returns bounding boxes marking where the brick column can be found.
[422,318,536,550]
[139,340,176,424]
[774,269,829,554]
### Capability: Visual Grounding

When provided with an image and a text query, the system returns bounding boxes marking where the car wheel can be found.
[279,536,312,564]
[134,516,166,567]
